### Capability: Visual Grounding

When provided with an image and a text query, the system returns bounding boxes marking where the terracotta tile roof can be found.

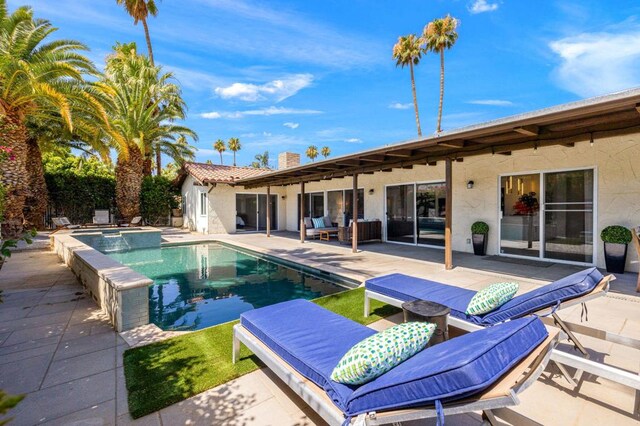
[183,162,271,184]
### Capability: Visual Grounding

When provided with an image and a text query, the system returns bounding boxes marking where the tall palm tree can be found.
[228,137,241,166]
[115,0,158,65]
[213,139,226,165]
[392,34,423,136]
[422,15,459,133]
[99,42,196,221]
[116,0,163,174]
[306,145,318,162]
[320,146,331,159]
[0,1,102,232]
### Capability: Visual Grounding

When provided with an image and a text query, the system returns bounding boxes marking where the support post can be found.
[300,181,305,243]
[445,158,453,270]
[266,186,271,238]
[352,173,358,253]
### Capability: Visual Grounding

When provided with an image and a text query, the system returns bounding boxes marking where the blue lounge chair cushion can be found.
[481,267,604,324]
[241,299,548,418]
[365,274,481,323]
[345,316,547,416]
[365,267,604,325]
[240,299,373,411]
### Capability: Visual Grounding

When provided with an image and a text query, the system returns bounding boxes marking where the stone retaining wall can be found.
[51,229,156,331]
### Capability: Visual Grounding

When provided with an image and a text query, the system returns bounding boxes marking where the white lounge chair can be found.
[92,209,111,225]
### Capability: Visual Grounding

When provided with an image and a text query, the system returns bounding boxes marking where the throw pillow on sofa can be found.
[312,217,325,229]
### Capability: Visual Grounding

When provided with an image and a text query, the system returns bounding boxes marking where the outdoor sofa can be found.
[304,216,339,239]
[233,299,558,426]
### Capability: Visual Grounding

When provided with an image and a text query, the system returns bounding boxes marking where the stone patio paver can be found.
[0,232,638,425]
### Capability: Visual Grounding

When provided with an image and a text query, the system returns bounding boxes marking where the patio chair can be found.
[51,217,82,234]
[364,269,640,394]
[232,299,558,426]
[120,216,142,227]
[92,209,110,225]
[632,227,640,292]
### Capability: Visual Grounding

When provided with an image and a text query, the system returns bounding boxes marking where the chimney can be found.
[278,152,300,170]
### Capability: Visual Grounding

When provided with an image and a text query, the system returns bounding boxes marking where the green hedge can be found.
[45,172,116,224]
[140,176,179,226]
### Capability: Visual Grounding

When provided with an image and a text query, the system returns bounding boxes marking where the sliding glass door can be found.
[236,194,277,232]
[327,191,344,226]
[386,184,415,244]
[500,174,540,257]
[543,170,594,263]
[416,183,447,246]
[499,169,594,264]
[386,182,446,246]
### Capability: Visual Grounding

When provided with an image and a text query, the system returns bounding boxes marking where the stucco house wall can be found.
[283,135,640,272]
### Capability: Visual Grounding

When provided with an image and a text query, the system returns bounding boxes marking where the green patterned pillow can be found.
[330,322,435,385]
[466,282,519,316]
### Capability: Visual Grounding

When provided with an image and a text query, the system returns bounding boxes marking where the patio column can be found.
[266,185,271,238]
[352,173,358,253]
[445,158,453,270]
[300,181,305,243]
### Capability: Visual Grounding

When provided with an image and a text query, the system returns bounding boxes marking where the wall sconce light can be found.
[368,189,375,195]
[589,132,594,147]
[467,180,474,189]
[281,195,287,200]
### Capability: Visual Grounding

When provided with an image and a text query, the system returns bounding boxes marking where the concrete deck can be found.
[0,230,638,425]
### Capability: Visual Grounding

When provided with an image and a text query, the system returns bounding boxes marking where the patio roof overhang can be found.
[237,88,640,189]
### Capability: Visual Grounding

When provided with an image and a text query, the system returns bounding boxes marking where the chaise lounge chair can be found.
[233,299,558,426]
[364,268,640,394]
[51,216,82,234]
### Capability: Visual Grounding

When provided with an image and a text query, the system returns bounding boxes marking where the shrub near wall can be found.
[140,176,179,226]
[44,153,116,224]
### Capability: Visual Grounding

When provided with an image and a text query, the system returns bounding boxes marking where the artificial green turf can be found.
[123,287,400,419]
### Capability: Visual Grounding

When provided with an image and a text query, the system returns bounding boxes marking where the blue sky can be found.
[9,0,640,166]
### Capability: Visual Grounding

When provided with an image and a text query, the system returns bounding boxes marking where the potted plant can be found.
[471,221,489,256]
[601,225,632,273]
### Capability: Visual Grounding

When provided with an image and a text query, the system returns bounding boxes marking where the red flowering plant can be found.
[513,192,539,216]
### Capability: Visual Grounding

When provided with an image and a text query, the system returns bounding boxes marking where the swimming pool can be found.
[107,242,349,331]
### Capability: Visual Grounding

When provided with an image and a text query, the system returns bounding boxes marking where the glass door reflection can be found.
[500,174,540,257]
[416,183,446,246]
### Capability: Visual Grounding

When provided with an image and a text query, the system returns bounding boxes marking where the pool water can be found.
[107,243,347,331]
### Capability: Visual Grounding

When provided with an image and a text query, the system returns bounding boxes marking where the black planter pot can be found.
[604,242,627,274]
[472,233,488,256]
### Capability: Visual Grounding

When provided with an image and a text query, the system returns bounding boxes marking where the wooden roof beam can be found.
[359,155,386,162]
[513,125,539,136]
[335,159,361,166]
[385,149,413,157]
[437,140,465,148]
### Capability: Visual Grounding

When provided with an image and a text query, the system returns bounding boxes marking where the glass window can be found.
[327,191,344,226]
[344,189,364,222]
[500,174,540,257]
[200,192,207,216]
[416,183,446,246]
[386,184,415,244]
[543,170,594,263]
[236,194,257,231]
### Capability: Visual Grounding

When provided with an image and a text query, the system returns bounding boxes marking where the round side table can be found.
[401,300,451,346]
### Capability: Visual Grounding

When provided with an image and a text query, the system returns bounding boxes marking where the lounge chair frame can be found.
[365,274,640,393]
[232,323,559,426]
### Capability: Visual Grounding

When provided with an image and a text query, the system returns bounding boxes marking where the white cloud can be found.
[214,74,314,102]
[388,102,412,110]
[200,106,323,119]
[467,99,514,106]
[468,0,499,14]
[283,122,300,129]
[344,138,363,144]
[549,28,640,97]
